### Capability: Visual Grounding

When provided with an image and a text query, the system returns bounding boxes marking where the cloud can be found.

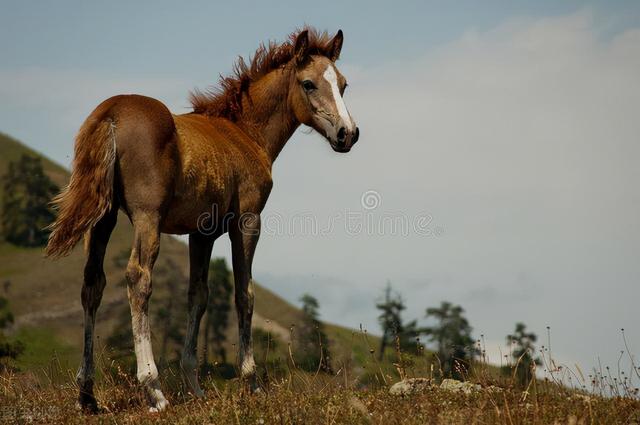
[0,68,191,166]
[261,10,640,371]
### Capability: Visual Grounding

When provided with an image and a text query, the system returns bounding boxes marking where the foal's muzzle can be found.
[332,126,360,153]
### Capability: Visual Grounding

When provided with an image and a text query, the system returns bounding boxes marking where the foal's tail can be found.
[45,114,117,258]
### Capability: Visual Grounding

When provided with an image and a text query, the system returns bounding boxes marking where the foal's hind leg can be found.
[77,206,118,412]
[125,213,168,412]
[181,232,214,397]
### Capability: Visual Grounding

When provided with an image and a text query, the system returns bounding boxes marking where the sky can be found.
[1,0,640,375]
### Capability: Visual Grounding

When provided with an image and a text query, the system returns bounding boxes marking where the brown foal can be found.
[45,28,359,412]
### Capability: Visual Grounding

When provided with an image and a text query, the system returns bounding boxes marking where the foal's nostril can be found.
[336,127,346,145]
[352,127,360,144]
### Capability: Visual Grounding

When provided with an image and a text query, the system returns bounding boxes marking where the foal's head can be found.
[289,30,359,153]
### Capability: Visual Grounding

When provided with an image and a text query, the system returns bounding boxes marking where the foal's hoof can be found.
[76,393,99,414]
[146,388,169,413]
[191,387,205,398]
[241,375,260,394]
[148,398,169,413]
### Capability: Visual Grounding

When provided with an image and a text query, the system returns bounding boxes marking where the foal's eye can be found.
[302,80,316,92]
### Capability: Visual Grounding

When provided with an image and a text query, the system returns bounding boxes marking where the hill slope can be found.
[0,133,378,376]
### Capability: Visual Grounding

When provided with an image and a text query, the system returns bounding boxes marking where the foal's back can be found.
[106,94,271,234]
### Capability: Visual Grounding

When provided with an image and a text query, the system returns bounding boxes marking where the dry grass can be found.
[1,369,639,424]
[1,347,640,425]
[3,318,639,424]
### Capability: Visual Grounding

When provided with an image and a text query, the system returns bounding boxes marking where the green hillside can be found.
[0,133,68,198]
[0,133,382,381]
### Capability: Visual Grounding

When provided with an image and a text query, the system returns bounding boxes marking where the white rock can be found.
[440,379,481,395]
[389,378,433,395]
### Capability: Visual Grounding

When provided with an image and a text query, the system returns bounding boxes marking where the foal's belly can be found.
[161,185,234,235]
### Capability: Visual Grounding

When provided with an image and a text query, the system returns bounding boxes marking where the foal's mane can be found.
[190,27,336,120]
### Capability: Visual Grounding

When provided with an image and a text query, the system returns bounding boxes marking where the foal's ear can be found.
[328,29,344,62]
[294,30,310,65]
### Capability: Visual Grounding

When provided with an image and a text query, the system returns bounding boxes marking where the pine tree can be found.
[202,258,233,365]
[376,282,406,360]
[1,154,58,246]
[295,293,332,373]
[505,322,541,387]
[0,296,24,371]
[154,258,186,364]
[423,301,476,380]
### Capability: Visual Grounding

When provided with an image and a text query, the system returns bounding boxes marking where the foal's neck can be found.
[236,67,299,163]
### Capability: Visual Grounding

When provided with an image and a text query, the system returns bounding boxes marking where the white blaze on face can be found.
[323,64,355,131]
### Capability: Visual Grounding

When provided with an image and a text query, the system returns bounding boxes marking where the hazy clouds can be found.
[255,10,640,370]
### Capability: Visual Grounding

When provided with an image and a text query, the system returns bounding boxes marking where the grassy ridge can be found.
[0,132,68,199]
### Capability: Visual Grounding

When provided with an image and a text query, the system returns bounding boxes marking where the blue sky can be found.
[2,1,640,376]
[0,1,611,71]
[2,0,639,164]
[2,1,638,69]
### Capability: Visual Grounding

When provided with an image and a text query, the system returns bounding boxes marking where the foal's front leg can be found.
[230,214,261,388]
[181,232,214,397]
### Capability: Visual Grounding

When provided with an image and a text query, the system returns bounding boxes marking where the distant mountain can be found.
[0,132,378,374]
